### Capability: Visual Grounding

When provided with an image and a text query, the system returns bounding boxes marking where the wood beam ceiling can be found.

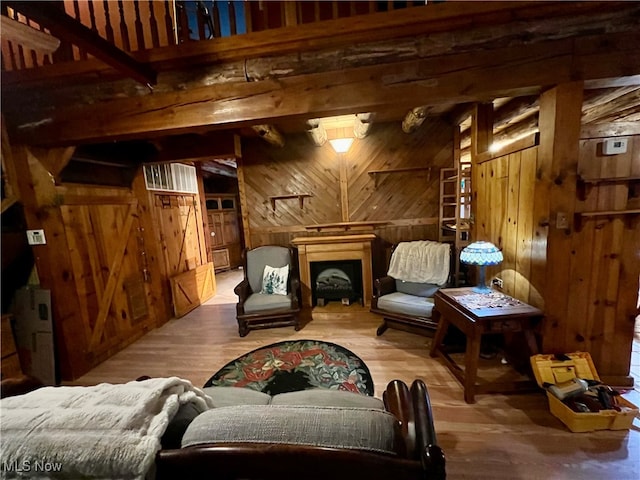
[7,30,639,147]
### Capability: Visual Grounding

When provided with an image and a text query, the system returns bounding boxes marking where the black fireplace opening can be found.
[311,260,362,306]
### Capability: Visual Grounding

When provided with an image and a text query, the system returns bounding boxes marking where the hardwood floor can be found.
[73,269,640,480]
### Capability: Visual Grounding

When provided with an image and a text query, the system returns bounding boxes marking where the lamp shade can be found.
[460,241,503,266]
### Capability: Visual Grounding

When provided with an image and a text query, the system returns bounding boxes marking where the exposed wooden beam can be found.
[8,31,640,147]
[0,15,60,53]
[471,103,493,160]
[353,113,374,139]
[5,1,156,87]
[306,119,327,147]
[581,87,640,124]
[461,115,539,158]
[401,106,430,134]
[461,95,539,149]
[252,125,285,148]
[200,161,237,178]
[446,103,474,127]
[151,132,240,163]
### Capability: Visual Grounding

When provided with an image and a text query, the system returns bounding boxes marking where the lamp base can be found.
[472,265,492,294]
[471,284,493,294]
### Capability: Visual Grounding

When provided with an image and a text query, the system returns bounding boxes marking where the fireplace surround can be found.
[291,234,375,308]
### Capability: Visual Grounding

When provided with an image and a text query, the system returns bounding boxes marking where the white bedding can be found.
[0,377,214,479]
[387,240,450,285]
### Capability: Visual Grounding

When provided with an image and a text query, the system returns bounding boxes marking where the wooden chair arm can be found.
[0,375,44,399]
[383,379,415,458]
[411,380,446,480]
[374,276,396,297]
[234,279,252,302]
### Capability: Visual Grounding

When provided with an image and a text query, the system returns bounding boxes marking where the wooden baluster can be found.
[49,1,73,63]
[196,2,206,40]
[163,1,176,45]
[243,0,252,33]
[368,1,376,14]
[88,0,97,32]
[350,1,357,16]
[212,1,222,38]
[332,1,338,19]
[148,0,160,48]
[26,18,40,67]
[133,0,145,50]
[9,8,26,69]
[118,0,131,51]
[72,0,88,59]
[175,1,190,44]
[103,0,115,43]
[314,1,321,22]
[387,1,394,12]
[228,1,236,36]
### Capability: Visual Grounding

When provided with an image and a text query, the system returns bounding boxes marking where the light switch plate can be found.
[26,229,47,245]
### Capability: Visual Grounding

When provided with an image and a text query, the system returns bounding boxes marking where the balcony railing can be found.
[1,1,427,73]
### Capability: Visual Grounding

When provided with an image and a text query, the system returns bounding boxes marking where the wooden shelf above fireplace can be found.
[304,221,389,232]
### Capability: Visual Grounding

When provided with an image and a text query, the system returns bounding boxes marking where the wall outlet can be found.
[26,229,47,245]
[492,277,504,289]
[556,212,569,229]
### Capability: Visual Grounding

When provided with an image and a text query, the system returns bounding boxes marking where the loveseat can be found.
[0,377,445,480]
[156,379,446,480]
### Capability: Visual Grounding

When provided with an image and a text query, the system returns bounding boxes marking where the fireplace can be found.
[311,260,363,306]
[291,234,375,308]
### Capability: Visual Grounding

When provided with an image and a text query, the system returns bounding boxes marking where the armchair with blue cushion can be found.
[371,241,452,337]
[234,245,301,337]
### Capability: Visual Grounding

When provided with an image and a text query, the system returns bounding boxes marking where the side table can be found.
[429,287,543,403]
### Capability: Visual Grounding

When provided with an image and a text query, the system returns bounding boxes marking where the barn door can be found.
[60,198,153,358]
[154,193,215,317]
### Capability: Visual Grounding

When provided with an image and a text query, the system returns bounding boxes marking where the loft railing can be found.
[1,1,427,73]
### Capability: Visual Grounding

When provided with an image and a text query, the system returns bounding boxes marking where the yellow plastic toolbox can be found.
[530,352,639,433]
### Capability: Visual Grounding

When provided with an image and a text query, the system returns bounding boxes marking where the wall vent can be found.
[143,163,198,194]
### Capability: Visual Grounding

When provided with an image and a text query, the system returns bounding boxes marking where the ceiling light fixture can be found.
[328,138,354,154]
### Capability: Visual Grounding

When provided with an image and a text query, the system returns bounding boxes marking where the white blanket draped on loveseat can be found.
[387,240,450,286]
[0,377,214,479]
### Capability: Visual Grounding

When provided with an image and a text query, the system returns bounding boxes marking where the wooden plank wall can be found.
[475,132,639,380]
[473,146,538,302]
[568,133,640,378]
[5,140,210,379]
[238,119,453,274]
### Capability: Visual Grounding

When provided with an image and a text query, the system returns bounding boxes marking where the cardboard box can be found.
[530,352,638,432]
[12,287,57,385]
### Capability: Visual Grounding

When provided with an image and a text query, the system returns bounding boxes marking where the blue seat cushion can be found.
[377,292,434,318]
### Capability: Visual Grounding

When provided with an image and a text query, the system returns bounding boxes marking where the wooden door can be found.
[60,199,155,359]
[155,194,208,274]
[210,212,225,248]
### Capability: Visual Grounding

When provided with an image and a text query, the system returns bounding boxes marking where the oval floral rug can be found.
[203,339,374,396]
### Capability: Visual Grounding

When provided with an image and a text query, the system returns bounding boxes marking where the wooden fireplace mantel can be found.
[291,234,375,308]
